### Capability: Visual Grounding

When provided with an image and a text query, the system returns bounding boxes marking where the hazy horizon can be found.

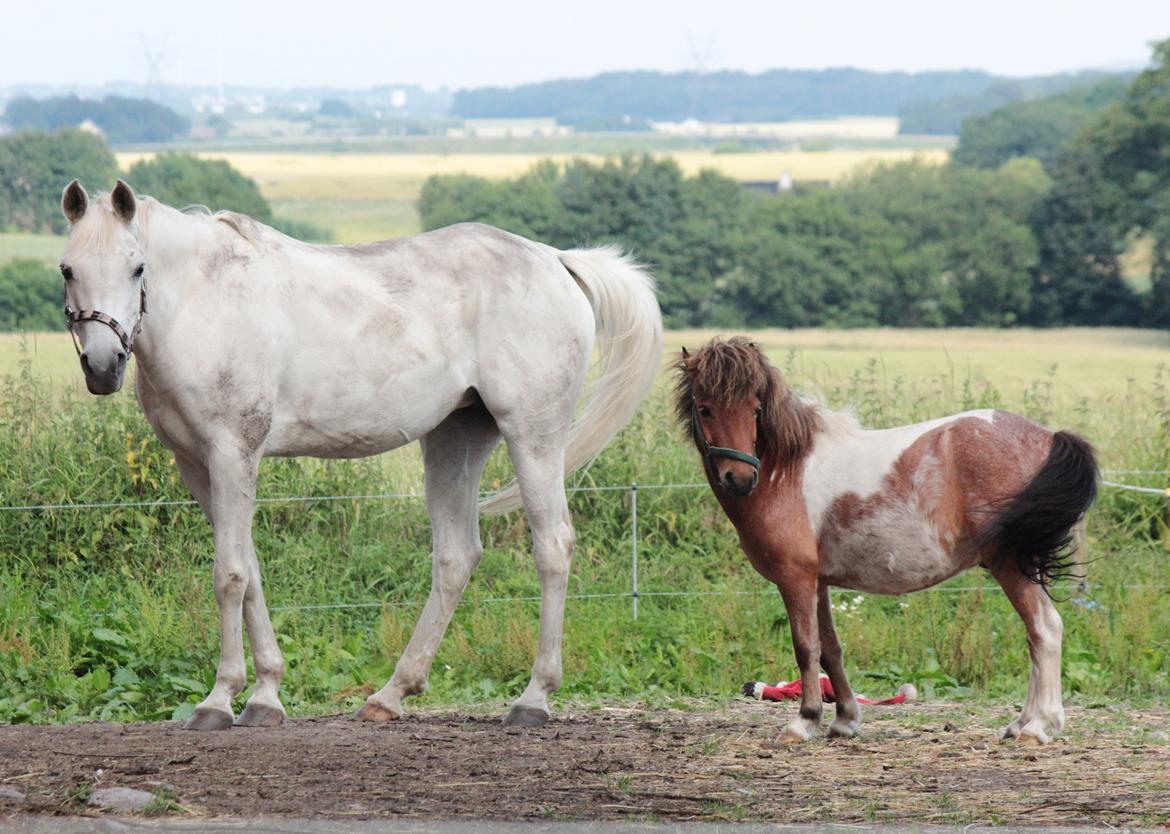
[1,0,1166,93]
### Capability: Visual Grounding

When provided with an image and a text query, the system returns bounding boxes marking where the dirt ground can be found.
[1,700,1168,825]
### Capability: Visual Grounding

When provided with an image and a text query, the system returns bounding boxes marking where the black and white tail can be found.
[975,431,1099,585]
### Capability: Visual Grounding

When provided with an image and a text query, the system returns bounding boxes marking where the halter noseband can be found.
[691,407,762,471]
[64,280,147,357]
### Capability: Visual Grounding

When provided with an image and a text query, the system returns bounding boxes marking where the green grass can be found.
[1,328,1168,724]
[0,233,66,266]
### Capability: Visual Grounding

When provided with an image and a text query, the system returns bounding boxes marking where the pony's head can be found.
[674,337,818,497]
[59,180,147,395]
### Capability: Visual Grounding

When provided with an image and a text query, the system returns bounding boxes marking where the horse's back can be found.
[808,409,1056,593]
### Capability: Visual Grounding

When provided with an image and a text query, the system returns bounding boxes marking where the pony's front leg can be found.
[185,449,263,731]
[776,570,823,744]
[817,584,862,738]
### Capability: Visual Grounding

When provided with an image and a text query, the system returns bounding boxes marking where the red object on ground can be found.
[743,674,916,706]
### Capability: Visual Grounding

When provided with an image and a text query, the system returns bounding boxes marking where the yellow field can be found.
[116,149,947,243]
[9,327,1167,406]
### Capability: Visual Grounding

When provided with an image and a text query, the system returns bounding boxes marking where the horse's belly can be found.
[819,504,973,594]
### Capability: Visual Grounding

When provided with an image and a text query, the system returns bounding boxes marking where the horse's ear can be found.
[62,179,88,224]
[111,180,137,224]
[681,346,689,360]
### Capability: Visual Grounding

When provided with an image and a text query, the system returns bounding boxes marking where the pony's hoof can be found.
[356,701,400,722]
[235,703,285,728]
[828,722,858,739]
[184,708,234,731]
[503,705,550,728]
[778,729,810,744]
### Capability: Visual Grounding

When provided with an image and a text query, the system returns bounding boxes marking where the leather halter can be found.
[691,407,762,471]
[64,280,147,357]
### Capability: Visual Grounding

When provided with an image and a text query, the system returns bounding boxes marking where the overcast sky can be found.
[3,0,1168,90]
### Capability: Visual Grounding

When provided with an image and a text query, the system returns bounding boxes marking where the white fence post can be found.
[630,483,638,620]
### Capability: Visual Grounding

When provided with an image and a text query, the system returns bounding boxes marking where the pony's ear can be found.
[111,180,137,224]
[62,179,89,224]
[681,346,689,360]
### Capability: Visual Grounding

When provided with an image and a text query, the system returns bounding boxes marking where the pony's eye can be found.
[132,264,145,279]
[698,406,712,418]
[60,265,74,281]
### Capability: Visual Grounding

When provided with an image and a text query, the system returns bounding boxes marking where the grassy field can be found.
[0,233,66,265]
[1,327,1168,724]
[115,149,948,243]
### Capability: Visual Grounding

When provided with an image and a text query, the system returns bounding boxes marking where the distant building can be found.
[741,171,832,194]
[447,118,572,139]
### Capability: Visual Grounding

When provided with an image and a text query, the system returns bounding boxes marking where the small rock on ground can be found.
[0,787,26,802]
[87,787,156,813]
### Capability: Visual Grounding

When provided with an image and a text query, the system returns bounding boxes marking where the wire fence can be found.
[2,470,1167,618]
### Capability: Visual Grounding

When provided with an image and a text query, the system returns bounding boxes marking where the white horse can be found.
[58,179,663,730]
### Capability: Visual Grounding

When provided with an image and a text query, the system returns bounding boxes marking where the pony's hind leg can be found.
[496,436,575,728]
[359,405,500,722]
[817,585,862,738]
[991,563,1065,745]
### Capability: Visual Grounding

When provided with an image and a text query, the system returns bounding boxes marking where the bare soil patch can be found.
[1,701,1167,825]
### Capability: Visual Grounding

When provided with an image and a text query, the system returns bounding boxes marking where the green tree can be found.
[0,129,119,233]
[953,78,1129,171]
[125,153,273,221]
[0,259,62,331]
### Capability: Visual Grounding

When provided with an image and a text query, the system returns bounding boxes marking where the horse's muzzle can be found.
[81,350,127,395]
[721,468,758,497]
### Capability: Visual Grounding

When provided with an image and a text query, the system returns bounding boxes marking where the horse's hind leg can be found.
[498,435,575,728]
[359,405,500,722]
[817,585,862,738]
[991,563,1065,744]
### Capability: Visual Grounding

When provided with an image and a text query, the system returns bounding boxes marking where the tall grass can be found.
[1,339,1168,724]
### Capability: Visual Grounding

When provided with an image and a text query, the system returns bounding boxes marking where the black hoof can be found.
[503,705,550,728]
[183,708,234,731]
[234,703,285,727]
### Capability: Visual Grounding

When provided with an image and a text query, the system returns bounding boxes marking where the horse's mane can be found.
[69,193,262,253]
[673,337,821,464]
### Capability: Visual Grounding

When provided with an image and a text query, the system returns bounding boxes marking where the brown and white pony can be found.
[675,338,1098,745]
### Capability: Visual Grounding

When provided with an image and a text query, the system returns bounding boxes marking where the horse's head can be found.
[59,180,147,395]
[674,338,771,497]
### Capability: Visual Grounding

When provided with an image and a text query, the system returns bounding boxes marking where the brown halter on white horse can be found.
[676,337,1098,745]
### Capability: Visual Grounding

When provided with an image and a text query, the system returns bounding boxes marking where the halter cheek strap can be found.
[64,280,147,357]
[691,408,762,471]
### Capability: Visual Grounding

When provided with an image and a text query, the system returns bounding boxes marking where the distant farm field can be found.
[116,149,948,243]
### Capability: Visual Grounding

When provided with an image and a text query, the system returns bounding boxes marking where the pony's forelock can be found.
[674,337,821,464]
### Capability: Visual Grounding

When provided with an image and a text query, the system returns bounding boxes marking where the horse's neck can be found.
[133,207,239,364]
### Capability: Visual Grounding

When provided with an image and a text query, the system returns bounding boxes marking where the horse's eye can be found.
[60,265,74,281]
[755,407,763,419]
[698,406,712,418]
[132,264,145,279]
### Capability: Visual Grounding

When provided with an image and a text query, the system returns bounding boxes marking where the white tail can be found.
[479,246,663,514]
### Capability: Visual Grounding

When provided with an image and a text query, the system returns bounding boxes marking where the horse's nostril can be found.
[116,351,127,365]
[80,353,93,375]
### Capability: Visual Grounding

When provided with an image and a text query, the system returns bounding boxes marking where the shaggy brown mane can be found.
[674,337,820,464]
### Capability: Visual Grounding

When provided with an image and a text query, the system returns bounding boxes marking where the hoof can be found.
[1017,732,1047,746]
[235,703,285,728]
[778,729,809,745]
[356,701,400,722]
[827,723,858,739]
[183,707,234,731]
[503,705,550,728]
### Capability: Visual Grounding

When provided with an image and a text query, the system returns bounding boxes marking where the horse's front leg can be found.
[183,447,267,731]
[776,567,823,743]
[817,584,862,738]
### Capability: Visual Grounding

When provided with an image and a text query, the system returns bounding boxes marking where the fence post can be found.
[630,483,638,620]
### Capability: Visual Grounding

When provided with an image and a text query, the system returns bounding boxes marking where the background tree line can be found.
[3,95,189,144]
[425,40,1170,329]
